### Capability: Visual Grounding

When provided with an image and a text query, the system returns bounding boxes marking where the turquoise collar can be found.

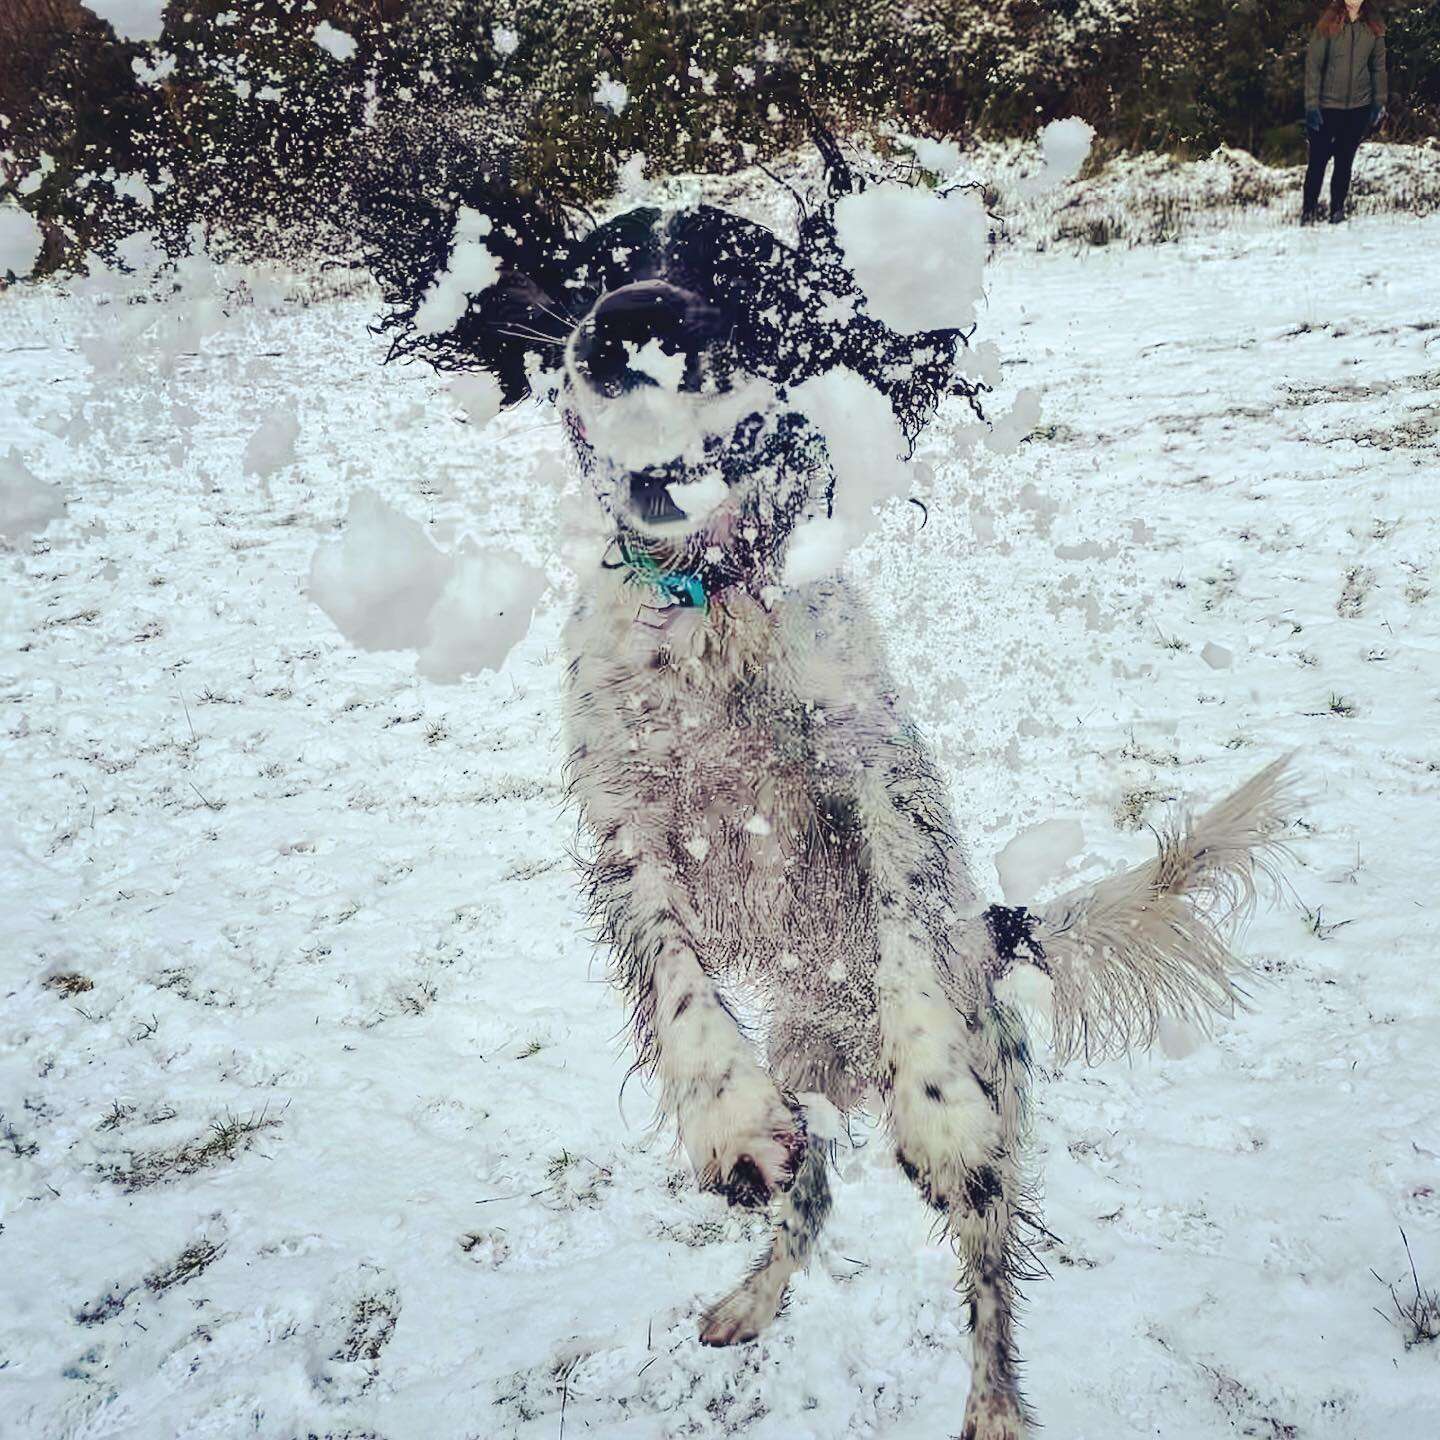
[618,540,709,609]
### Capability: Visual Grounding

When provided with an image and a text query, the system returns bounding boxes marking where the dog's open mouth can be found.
[628,468,691,526]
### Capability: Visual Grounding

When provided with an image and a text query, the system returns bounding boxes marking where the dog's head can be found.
[366,154,985,593]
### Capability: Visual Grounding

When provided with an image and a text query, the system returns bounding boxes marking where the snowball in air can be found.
[413,207,501,336]
[833,183,987,334]
[308,489,455,652]
[0,204,42,280]
[0,451,65,545]
[416,549,547,682]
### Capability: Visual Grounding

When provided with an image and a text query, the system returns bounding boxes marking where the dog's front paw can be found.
[681,1065,804,1209]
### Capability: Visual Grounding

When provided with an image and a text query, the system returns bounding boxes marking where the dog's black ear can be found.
[356,124,579,404]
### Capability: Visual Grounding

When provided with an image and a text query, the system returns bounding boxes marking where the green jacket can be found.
[1306,21,1387,111]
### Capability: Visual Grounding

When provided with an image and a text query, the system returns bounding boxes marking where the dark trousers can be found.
[1304,106,1370,217]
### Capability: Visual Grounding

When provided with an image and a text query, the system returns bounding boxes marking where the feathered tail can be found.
[958,756,1298,1065]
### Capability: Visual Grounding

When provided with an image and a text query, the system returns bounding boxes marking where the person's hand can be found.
[1305,108,1323,134]
[1369,103,1386,130]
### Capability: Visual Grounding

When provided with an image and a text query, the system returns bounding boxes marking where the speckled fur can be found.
[557,211,1291,1440]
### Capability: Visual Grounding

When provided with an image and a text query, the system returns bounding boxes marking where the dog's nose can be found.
[574,282,722,395]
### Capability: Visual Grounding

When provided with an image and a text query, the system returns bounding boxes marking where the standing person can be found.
[1304,0,1388,224]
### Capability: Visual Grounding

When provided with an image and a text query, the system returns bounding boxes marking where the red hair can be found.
[1317,1,1385,37]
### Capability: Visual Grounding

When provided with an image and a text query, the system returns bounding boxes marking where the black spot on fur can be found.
[896,1149,945,1211]
[970,1066,999,1109]
[673,992,692,1020]
[924,1082,944,1102]
[722,1155,770,1209]
[963,1164,1003,1215]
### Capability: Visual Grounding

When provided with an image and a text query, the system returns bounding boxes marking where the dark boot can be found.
[1301,207,1322,226]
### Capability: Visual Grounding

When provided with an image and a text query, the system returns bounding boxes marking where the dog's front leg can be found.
[594,851,805,1207]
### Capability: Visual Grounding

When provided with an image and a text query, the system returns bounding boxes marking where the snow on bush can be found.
[0,204,43,280]
[413,208,501,336]
[312,21,358,62]
[833,182,987,333]
[416,549,546,683]
[308,489,543,679]
[594,73,629,114]
[85,0,166,42]
[782,368,910,586]
[243,404,301,478]
[0,451,65,546]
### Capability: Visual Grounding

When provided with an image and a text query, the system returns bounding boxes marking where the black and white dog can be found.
[367,149,1291,1440]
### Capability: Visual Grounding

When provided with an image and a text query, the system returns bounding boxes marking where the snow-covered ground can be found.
[3,205,1439,1440]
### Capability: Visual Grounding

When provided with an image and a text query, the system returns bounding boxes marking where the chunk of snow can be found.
[113,172,154,210]
[994,818,1085,905]
[781,369,909,585]
[243,405,300,477]
[0,451,65,546]
[897,132,962,177]
[86,0,166,42]
[1202,641,1233,670]
[312,21,357,62]
[1017,118,1097,197]
[663,471,727,523]
[308,490,454,652]
[309,492,543,678]
[984,387,1042,454]
[413,207,500,336]
[492,25,519,56]
[0,204,42,279]
[615,152,648,201]
[627,338,684,390]
[1040,118,1095,184]
[833,182,987,334]
[447,372,503,427]
[594,73,628,114]
[415,549,546,682]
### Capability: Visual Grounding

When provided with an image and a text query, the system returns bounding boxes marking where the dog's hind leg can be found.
[876,935,1035,1440]
[590,852,805,1207]
[699,1130,832,1345]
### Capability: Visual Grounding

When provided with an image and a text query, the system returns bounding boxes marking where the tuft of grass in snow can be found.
[333,1289,400,1365]
[146,1239,225,1295]
[43,972,94,996]
[1114,785,1167,831]
[1301,906,1354,941]
[99,1106,283,1191]
[1374,1230,1440,1351]
[2,1113,40,1158]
